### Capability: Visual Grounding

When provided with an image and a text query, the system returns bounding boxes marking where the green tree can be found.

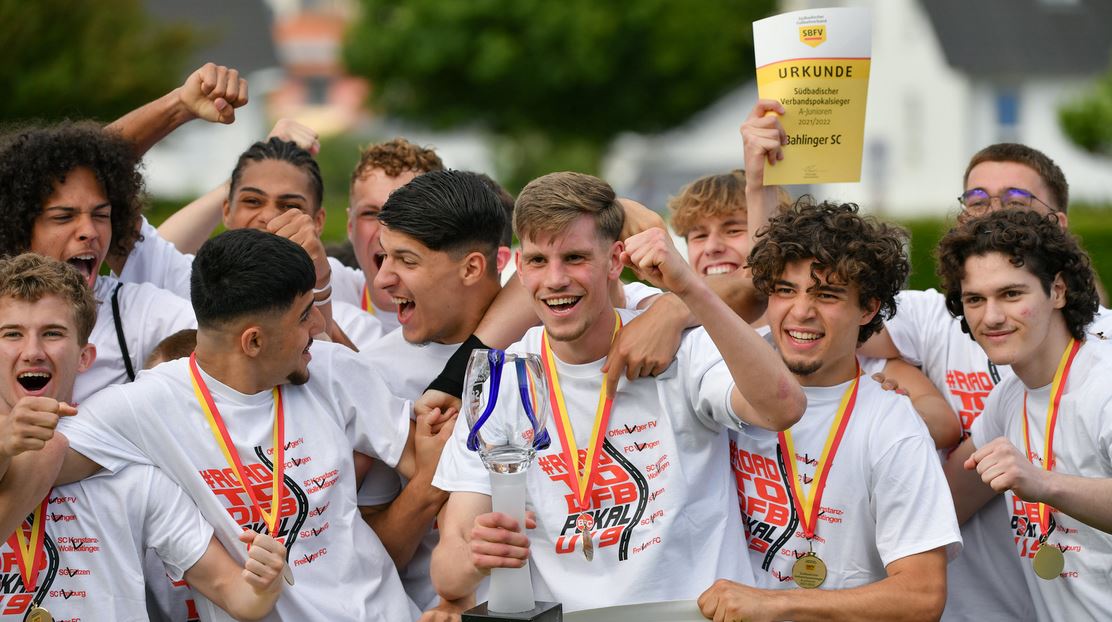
[0,0,197,123]
[1059,60,1112,155]
[343,0,775,190]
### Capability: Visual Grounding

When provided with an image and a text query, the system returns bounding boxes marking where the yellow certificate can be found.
[753,7,871,184]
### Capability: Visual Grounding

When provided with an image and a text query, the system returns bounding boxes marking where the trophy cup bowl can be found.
[463,349,561,621]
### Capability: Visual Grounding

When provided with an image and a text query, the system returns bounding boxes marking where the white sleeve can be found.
[870,400,963,565]
[677,328,744,432]
[885,289,950,367]
[120,282,198,368]
[58,384,153,472]
[969,381,1010,449]
[139,466,215,581]
[432,406,493,496]
[621,281,663,310]
[357,464,403,506]
[324,343,411,468]
[328,257,367,307]
[117,216,194,300]
[333,301,385,350]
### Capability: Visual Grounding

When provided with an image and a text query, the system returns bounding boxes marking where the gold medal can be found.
[582,532,594,561]
[792,552,827,589]
[1032,543,1064,580]
[27,605,53,622]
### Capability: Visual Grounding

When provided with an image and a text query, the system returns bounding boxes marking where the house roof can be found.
[146,0,279,77]
[920,0,1112,77]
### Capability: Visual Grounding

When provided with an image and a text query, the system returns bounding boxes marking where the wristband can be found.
[426,334,489,397]
[313,285,332,307]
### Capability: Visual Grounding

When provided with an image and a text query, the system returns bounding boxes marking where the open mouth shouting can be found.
[16,369,53,396]
[392,296,415,324]
[543,295,582,316]
[66,253,98,286]
[703,262,739,276]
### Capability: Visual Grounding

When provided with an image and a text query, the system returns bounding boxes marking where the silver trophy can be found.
[464,349,555,617]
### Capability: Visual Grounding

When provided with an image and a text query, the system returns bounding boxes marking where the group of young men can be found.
[0,62,1108,622]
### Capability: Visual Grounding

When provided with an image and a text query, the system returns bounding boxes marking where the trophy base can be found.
[463,601,562,621]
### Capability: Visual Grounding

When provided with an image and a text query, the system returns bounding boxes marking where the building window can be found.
[995,88,1020,142]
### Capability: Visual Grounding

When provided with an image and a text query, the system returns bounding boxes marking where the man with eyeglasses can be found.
[741,105,1110,621]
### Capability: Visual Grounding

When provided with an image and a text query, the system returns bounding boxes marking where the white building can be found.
[605,0,1112,218]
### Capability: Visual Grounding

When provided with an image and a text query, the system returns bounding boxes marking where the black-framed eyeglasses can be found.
[958,187,1055,214]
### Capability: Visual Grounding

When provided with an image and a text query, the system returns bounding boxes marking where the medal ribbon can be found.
[541,311,622,512]
[778,363,860,540]
[6,496,48,592]
[361,284,376,315]
[189,353,286,536]
[1021,338,1080,540]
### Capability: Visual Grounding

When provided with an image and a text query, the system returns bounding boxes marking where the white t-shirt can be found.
[58,341,418,622]
[116,216,194,300]
[0,465,211,622]
[729,377,961,591]
[329,257,401,335]
[970,339,1112,621]
[885,289,1031,621]
[433,309,754,612]
[76,276,197,403]
[356,330,457,611]
[332,300,386,351]
[620,281,661,310]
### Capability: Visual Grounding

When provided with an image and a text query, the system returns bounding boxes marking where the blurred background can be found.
[2,0,1111,289]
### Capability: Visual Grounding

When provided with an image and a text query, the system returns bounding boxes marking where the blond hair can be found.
[0,254,96,344]
[514,172,623,243]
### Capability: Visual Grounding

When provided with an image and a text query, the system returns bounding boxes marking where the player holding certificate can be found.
[699,202,961,621]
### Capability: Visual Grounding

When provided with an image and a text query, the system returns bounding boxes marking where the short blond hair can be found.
[514,172,623,243]
[0,254,96,345]
[668,170,792,237]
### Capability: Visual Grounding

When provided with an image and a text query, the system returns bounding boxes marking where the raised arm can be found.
[700,548,947,622]
[741,99,789,241]
[623,227,805,430]
[106,62,248,157]
[430,491,498,602]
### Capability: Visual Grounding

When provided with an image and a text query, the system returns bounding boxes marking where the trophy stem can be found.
[488,470,535,613]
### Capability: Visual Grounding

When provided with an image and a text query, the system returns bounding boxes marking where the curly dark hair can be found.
[748,200,910,344]
[936,209,1097,340]
[0,121,144,259]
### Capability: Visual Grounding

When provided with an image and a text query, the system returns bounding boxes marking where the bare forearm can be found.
[943,438,997,525]
[913,394,961,450]
[363,475,448,567]
[0,438,65,539]
[158,182,228,253]
[106,88,195,157]
[746,181,782,242]
[705,274,767,323]
[1042,472,1112,534]
[679,280,804,429]
[430,536,484,602]
[773,572,945,622]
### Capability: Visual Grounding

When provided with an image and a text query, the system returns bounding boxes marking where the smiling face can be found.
[0,294,94,411]
[516,215,622,361]
[684,210,750,278]
[224,159,324,234]
[29,167,111,287]
[958,251,1066,379]
[765,259,878,387]
[348,169,416,311]
[253,289,323,387]
[375,226,479,344]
